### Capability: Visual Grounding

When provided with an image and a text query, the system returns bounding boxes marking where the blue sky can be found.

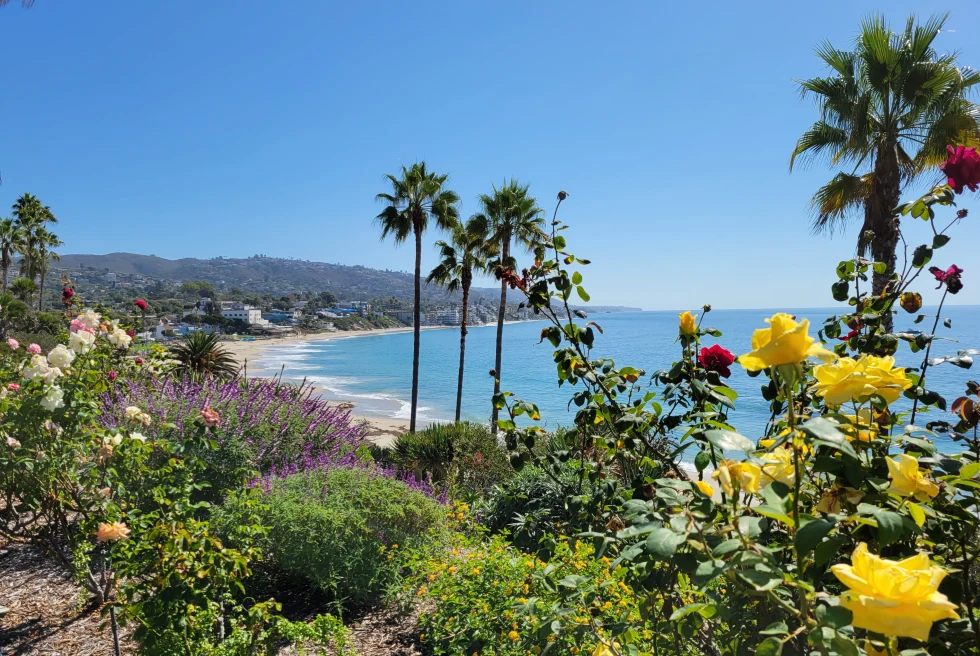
[1,1,978,310]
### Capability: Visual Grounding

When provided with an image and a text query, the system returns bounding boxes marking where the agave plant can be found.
[169,331,239,381]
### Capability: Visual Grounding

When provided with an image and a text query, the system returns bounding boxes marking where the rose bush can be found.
[477,163,980,655]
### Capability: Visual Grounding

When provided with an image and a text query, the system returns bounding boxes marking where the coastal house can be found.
[221,303,270,327]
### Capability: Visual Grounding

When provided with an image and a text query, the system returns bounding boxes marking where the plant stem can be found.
[910,288,948,425]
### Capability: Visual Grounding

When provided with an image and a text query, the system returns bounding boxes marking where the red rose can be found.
[941,145,980,194]
[698,344,735,378]
[134,299,148,311]
[838,329,860,342]
[108,370,117,381]
[126,329,136,338]
[929,264,964,294]
[135,357,144,365]
[62,288,74,301]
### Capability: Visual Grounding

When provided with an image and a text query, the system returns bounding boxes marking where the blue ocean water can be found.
[252,307,980,453]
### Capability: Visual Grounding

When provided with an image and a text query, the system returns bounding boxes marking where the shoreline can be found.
[223,320,534,445]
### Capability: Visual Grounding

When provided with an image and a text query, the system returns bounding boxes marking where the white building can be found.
[221,305,269,326]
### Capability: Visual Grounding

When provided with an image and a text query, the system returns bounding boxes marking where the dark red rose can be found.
[930,264,964,294]
[135,357,144,365]
[126,329,136,338]
[134,299,148,311]
[698,344,735,378]
[108,370,117,381]
[838,329,860,342]
[941,145,980,194]
[62,288,74,300]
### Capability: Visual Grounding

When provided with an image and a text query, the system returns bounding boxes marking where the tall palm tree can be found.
[9,277,36,304]
[0,218,23,291]
[34,227,62,311]
[791,13,979,329]
[427,216,489,422]
[475,180,544,427]
[12,193,57,285]
[376,162,460,432]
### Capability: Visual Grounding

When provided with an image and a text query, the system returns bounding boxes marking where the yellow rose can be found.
[814,484,864,514]
[96,521,130,543]
[592,642,621,656]
[711,460,762,496]
[678,311,697,336]
[831,543,959,641]
[694,480,714,497]
[886,454,940,501]
[813,355,911,406]
[759,447,796,488]
[861,355,912,403]
[812,357,877,406]
[738,313,836,371]
[841,410,879,442]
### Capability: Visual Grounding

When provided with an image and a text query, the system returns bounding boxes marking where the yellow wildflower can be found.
[831,543,958,640]
[738,313,835,371]
[712,460,762,496]
[507,630,520,642]
[694,479,714,497]
[678,311,697,336]
[886,454,940,501]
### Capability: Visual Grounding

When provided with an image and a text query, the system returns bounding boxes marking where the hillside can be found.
[55,252,501,303]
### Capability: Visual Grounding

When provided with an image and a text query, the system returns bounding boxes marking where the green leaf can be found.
[795,518,835,556]
[911,245,932,268]
[933,234,950,248]
[759,621,789,636]
[691,559,726,586]
[831,281,849,302]
[711,539,742,558]
[800,417,858,459]
[738,568,784,591]
[703,429,755,454]
[960,462,980,480]
[755,637,783,656]
[645,528,687,560]
[571,271,582,285]
[754,506,794,527]
[872,262,888,274]
[576,286,590,302]
[738,516,768,539]
[875,510,905,546]
[694,450,710,473]
[669,603,710,621]
[553,235,567,250]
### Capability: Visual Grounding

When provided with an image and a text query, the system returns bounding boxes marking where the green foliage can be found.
[216,466,444,607]
[388,421,513,499]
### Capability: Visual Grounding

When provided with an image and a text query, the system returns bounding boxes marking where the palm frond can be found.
[810,172,873,234]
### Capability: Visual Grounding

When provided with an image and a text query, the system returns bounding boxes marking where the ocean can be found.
[251,307,980,454]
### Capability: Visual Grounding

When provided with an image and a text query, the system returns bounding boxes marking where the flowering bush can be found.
[486,171,979,654]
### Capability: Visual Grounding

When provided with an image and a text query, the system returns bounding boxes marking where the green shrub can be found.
[216,465,444,607]
[389,421,512,501]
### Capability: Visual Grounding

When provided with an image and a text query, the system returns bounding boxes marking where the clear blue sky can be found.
[1,1,978,309]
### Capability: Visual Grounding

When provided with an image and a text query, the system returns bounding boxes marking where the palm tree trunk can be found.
[867,144,901,332]
[490,237,510,428]
[37,260,45,312]
[456,271,471,423]
[410,225,422,433]
[2,264,7,292]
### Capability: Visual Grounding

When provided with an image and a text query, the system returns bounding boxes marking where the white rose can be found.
[5,435,20,448]
[40,386,65,412]
[23,356,51,381]
[79,309,102,330]
[130,432,147,442]
[47,345,76,369]
[69,330,96,355]
[125,406,142,420]
[42,367,63,384]
[108,329,132,349]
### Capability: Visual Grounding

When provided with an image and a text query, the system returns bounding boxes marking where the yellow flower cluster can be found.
[812,355,911,406]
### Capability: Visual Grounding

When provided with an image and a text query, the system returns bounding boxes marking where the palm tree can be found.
[12,193,57,285]
[34,227,62,311]
[0,218,23,291]
[792,13,980,328]
[9,277,36,304]
[375,162,460,433]
[427,216,489,422]
[475,180,544,427]
[170,331,239,381]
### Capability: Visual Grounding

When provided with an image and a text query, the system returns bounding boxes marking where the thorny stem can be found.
[909,287,949,425]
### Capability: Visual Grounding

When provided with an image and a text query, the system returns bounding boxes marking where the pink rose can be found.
[199,405,221,428]
[6,338,18,350]
[27,344,41,355]
[108,370,117,381]
[941,145,980,194]
[8,383,20,391]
